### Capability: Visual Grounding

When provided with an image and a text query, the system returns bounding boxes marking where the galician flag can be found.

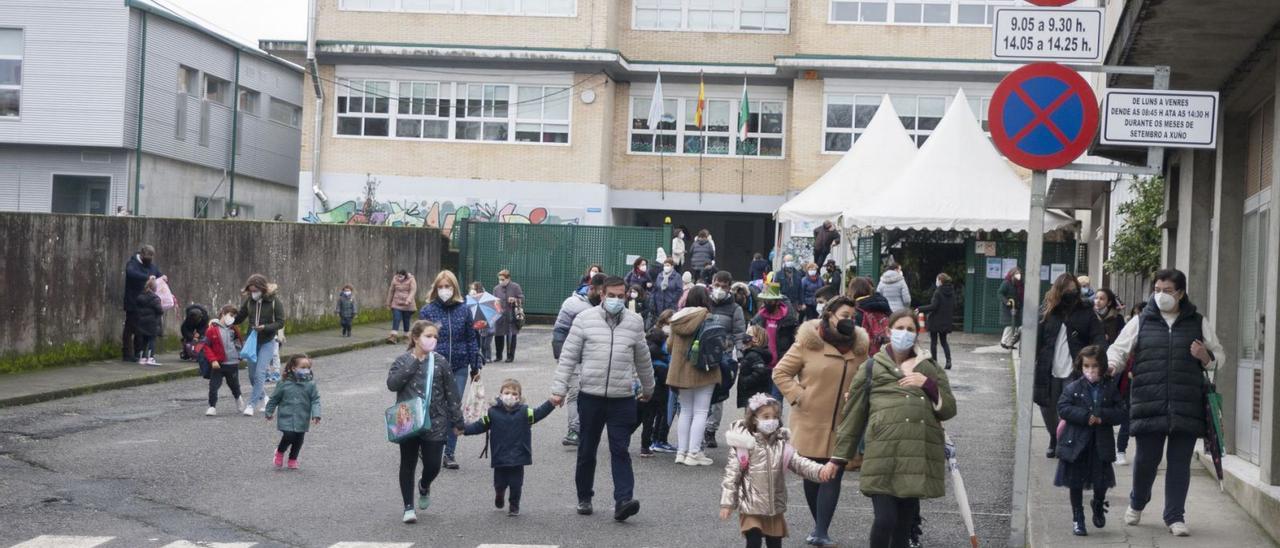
[695,74,706,128]
[737,78,750,142]
[647,72,666,131]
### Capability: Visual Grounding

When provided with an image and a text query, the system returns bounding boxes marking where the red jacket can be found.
[202,323,242,364]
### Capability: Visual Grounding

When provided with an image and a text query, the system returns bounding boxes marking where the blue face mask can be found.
[604,297,625,314]
[294,368,313,381]
[890,330,916,353]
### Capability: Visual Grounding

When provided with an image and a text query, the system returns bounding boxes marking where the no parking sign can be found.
[988,62,1098,171]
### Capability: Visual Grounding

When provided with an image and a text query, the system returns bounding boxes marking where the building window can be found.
[0,29,22,118]
[51,175,111,215]
[629,94,784,158]
[635,0,789,32]
[455,83,510,141]
[336,79,391,137]
[830,0,1013,25]
[178,66,198,95]
[515,85,570,143]
[824,93,988,152]
[204,74,231,106]
[268,98,302,127]
[238,87,260,116]
[341,0,574,15]
[395,81,449,138]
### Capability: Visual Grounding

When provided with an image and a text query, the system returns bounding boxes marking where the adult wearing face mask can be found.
[774,254,804,313]
[704,271,748,450]
[1106,269,1223,537]
[800,262,824,321]
[553,273,606,447]
[824,310,957,548]
[773,295,870,547]
[122,245,163,362]
[1034,273,1105,459]
[688,229,716,274]
[671,227,687,269]
[751,284,801,401]
[651,258,684,315]
[234,274,285,417]
[549,276,654,522]
[387,270,418,344]
[999,267,1025,350]
[493,270,524,363]
[916,273,957,370]
[419,270,483,470]
[625,257,653,292]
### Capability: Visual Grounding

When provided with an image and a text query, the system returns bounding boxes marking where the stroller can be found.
[179,304,210,361]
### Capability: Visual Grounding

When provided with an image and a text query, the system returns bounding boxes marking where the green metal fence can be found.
[457,221,667,316]
[964,238,1078,333]
[856,234,883,279]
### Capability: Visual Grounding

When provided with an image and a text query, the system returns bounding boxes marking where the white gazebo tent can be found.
[842,89,1076,232]
[774,95,918,267]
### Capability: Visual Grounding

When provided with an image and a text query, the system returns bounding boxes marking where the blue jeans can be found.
[445,368,469,458]
[392,309,415,333]
[248,340,278,407]
[576,392,638,505]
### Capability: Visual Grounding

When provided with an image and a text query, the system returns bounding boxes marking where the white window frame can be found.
[828,0,1019,27]
[633,0,790,34]
[335,78,393,137]
[514,85,571,144]
[338,0,577,17]
[627,90,785,160]
[330,69,573,147]
[821,80,993,154]
[0,27,20,120]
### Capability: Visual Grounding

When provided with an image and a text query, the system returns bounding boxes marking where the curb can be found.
[0,337,388,409]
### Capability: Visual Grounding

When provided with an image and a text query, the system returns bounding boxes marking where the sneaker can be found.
[236,396,246,411]
[148,357,161,366]
[243,406,255,417]
[562,431,579,447]
[443,455,459,470]
[402,508,417,524]
[138,359,148,366]
[418,489,431,510]
[576,500,593,515]
[273,451,284,468]
[205,407,217,417]
[614,499,640,522]
[1169,522,1190,537]
[258,400,268,413]
[386,334,400,345]
[1115,452,1128,465]
[651,442,676,453]
[1124,506,1141,526]
[508,505,520,517]
[674,452,688,465]
[287,459,299,470]
[685,452,714,466]
[640,446,654,458]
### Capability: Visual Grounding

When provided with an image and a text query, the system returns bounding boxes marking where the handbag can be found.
[385,353,436,443]
[514,305,526,330]
[462,380,488,424]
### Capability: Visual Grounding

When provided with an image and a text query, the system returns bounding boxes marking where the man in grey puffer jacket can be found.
[550,276,654,522]
[553,273,604,446]
[877,264,913,313]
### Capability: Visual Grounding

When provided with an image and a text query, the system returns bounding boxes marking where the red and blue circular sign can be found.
[989,62,1099,171]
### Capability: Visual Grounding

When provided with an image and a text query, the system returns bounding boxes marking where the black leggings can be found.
[399,437,445,508]
[801,456,843,538]
[208,366,242,407]
[930,331,952,365]
[869,494,920,548]
[744,528,782,548]
[277,431,305,460]
[1070,486,1108,510]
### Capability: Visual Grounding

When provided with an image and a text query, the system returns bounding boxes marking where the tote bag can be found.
[386,354,436,443]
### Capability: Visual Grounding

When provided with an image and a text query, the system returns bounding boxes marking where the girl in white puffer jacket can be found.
[720,394,828,548]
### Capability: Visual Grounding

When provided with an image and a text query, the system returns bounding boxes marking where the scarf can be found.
[659,271,671,291]
[819,321,856,356]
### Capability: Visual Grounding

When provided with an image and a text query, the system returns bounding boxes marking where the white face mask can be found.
[1014,274,1022,281]
[756,419,780,434]
[500,393,520,407]
[437,287,454,301]
[1153,291,1177,312]
[639,264,647,271]
[890,330,917,353]
[663,265,673,274]
[221,314,235,325]
[604,297,625,314]
[712,287,728,301]
[629,291,638,299]
[815,303,825,315]
[808,269,818,277]
[250,291,262,300]
[1083,368,1102,383]
[661,325,671,336]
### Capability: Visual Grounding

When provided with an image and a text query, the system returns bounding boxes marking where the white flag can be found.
[647,72,666,131]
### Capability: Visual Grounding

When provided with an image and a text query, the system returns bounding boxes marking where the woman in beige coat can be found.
[386,270,418,343]
[666,286,722,466]
[771,295,869,547]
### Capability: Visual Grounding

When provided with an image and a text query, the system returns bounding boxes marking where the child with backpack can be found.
[1054,345,1125,536]
[265,354,321,470]
[735,325,773,411]
[721,393,827,548]
[134,278,165,366]
[460,378,555,516]
[336,284,357,337]
[639,310,675,457]
[201,305,245,416]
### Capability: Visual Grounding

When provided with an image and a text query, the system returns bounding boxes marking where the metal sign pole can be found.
[1008,169,1048,547]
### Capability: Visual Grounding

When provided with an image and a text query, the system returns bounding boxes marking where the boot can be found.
[1091,497,1109,528]
[1072,507,1088,536]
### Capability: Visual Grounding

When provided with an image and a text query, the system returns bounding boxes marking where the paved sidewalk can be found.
[0,324,395,408]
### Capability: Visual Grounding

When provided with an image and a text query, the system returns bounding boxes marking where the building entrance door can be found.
[1236,187,1270,463]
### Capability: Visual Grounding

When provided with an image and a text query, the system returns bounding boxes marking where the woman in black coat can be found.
[1035,273,1106,458]
[917,273,957,369]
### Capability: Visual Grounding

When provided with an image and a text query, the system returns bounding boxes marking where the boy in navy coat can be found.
[461,379,555,516]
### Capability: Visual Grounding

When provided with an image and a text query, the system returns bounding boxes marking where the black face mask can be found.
[1062,290,1080,302]
[764,301,779,311]
[836,318,856,337]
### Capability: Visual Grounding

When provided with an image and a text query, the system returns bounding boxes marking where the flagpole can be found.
[740,150,746,203]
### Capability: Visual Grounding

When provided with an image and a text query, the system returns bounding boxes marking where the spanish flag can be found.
[694,74,706,129]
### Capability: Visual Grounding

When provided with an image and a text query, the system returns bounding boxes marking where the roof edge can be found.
[127,0,304,72]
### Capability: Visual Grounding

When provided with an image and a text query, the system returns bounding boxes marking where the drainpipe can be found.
[133,11,147,215]
[307,0,327,211]
[228,49,241,214]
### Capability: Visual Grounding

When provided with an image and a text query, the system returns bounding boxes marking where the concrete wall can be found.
[136,153,295,220]
[0,212,448,360]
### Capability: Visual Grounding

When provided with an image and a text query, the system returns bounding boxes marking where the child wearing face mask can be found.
[800,262,824,321]
[336,284,357,337]
[1054,345,1124,537]
[460,379,555,516]
[721,393,828,548]
[202,304,246,416]
[265,355,321,470]
[735,326,773,411]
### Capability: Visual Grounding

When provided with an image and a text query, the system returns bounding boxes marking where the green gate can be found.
[964,238,1078,333]
[457,221,666,316]
[856,234,882,278]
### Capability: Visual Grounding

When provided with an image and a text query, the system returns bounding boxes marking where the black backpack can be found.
[689,319,732,373]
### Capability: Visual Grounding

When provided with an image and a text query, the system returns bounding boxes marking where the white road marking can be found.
[10,536,114,548]
[161,542,256,548]
[327,543,413,548]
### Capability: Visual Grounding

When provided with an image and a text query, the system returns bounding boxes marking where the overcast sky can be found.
[160,0,308,45]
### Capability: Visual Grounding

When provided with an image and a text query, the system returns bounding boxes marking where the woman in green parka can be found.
[820,310,957,548]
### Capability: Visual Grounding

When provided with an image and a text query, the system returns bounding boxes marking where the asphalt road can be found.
[0,327,1014,547]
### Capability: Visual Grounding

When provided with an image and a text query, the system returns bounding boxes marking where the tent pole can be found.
[1009,169,1047,548]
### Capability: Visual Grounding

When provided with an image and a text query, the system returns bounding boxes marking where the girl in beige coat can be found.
[666,286,722,466]
[771,295,869,547]
[721,393,827,548]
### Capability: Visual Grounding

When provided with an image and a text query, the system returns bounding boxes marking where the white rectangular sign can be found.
[993,8,1105,63]
[1101,89,1219,148]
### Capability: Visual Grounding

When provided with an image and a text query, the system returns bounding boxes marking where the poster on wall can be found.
[1040,265,1051,281]
[975,241,997,256]
[1050,263,1068,282]
[791,220,822,238]
[1002,258,1019,277]
[986,258,1004,279]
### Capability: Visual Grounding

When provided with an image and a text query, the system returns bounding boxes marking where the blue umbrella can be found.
[467,292,500,326]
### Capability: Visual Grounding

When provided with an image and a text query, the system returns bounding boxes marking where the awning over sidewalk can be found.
[774,95,917,224]
[842,90,1076,233]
